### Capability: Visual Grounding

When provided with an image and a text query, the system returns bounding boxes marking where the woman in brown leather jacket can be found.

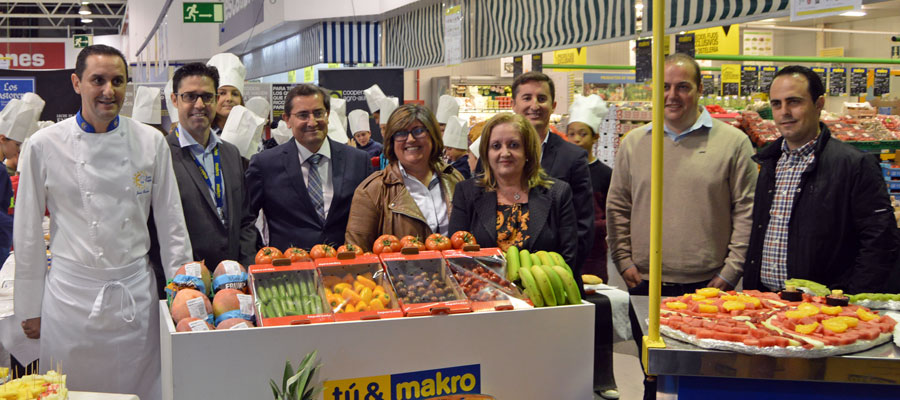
[345,104,464,251]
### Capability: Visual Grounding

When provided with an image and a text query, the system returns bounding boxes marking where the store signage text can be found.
[0,42,65,69]
[324,364,482,400]
[690,25,740,55]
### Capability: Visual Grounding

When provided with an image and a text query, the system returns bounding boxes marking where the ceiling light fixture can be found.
[78,5,92,15]
[840,11,866,17]
[635,3,644,10]
[81,18,93,23]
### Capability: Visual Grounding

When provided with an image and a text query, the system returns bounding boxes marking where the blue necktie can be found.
[307,154,326,223]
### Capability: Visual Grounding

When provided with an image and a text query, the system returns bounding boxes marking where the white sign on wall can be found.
[790,0,861,22]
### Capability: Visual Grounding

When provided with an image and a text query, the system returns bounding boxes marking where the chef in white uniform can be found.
[14,44,192,399]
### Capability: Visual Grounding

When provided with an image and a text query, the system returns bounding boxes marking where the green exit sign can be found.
[73,35,92,48]
[183,2,224,23]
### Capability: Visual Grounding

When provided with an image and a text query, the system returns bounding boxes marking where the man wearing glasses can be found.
[246,84,373,250]
[153,62,258,273]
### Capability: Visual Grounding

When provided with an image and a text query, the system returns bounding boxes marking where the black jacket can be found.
[743,124,899,293]
[448,177,581,285]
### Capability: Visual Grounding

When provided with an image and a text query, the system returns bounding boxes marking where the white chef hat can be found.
[364,84,386,113]
[221,105,265,159]
[348,109,370,135]
[164,79,179,124]
[327,111,349,143]
[435,95,460,124]
[469,136,481,160]
[245,96,270,121]
[443,116,468,150]
[329,97,348,132]
[272,120,293,145]
[378,97,399,125]
[132,86,162,125]
[567,94,609,134]
[206,53,246,95]
[0,93,45,143]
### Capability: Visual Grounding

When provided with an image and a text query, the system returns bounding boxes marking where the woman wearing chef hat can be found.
[207,53,247,133]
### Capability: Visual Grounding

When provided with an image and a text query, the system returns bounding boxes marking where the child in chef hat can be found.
[207,53,247,132]
[435,95,460,133]
[377,97,399,133]
[442,116,471,179]
[363,84,387,120]
[348,109,382,159]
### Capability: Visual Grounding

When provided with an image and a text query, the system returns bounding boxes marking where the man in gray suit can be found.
[162,62,257,268]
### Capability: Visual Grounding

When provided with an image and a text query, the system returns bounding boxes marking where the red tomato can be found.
[310,244,336,259]
[372,238,401,255]
[337,243,364,255]
[376,234,400,244]
[450,231,477,249]
[399,235,426,250]
[425,233,451,251]
[283,247,311,262]
[255,247,284,264]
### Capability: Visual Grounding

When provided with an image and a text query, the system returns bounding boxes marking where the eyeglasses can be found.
[291,109,328,121]
[176,92,216,105]
[392,126,429,142]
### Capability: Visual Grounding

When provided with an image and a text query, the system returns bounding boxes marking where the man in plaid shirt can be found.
[743,66,899,293]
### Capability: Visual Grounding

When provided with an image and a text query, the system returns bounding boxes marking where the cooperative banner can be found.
[318,67,404,143]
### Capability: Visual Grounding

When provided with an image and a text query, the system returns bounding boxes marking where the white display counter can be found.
[159,300,594,399]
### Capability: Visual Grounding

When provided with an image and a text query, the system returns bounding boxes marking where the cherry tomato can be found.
[310,244,336,259]
[255,247,284,264]
[450,231,477,249]
[283,247,311,262]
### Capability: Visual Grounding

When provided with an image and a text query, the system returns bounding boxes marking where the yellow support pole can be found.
[642,0,667,375]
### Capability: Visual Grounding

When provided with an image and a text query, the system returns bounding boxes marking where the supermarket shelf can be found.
[845,141,900,153]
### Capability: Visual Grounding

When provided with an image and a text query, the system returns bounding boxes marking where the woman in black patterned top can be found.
[448,113,578,269]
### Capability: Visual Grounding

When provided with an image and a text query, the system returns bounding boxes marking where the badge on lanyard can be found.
[176,128,224,222]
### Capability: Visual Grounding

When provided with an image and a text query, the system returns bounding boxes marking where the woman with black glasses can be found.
[346,104,464,251]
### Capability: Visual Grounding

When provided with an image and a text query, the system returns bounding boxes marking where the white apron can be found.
[41,254,160,400]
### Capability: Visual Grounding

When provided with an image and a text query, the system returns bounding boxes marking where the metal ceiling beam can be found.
[3,13,123,19]
[2,25,120,30]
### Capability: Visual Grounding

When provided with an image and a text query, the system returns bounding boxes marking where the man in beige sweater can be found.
[607,52,757,400]
[607,53,757,295]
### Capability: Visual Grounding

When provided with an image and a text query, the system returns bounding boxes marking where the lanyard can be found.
[175,128,224,216]
[76,110,120,133]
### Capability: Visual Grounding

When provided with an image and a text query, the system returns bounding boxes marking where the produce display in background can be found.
[503,248,581,307]
[372,234,401,255]
[256,247,285,264]
[170,288,214,327]
[168,259,258,332]
[737,111,779,146]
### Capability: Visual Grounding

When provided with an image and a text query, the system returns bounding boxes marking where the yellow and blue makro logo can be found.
[324,364,481,400]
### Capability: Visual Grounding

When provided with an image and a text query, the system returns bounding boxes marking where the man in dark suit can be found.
[163,62,258,268]
[246,84,373,250]
[511,71,594,284]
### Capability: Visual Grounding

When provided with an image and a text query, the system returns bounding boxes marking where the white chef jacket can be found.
[14,115,193,318]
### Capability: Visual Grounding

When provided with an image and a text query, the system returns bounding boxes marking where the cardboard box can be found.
[442,248,532,312]
[869,99,900,116]
[380,250,472,316]
[315,254,404,321]
[248,262,334,326]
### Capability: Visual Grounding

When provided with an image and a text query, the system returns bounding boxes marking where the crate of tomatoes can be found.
[442,248,531,312]
[315,251,404,321]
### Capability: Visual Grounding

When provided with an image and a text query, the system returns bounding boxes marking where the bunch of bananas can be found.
[504,248,581,307]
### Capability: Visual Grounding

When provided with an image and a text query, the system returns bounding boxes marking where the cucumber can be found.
[506,245,520,282]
